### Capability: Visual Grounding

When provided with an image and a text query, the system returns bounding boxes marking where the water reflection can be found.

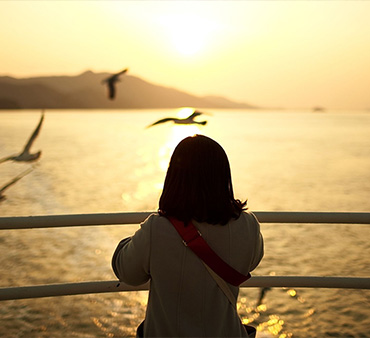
[237,287,294,338]
[2,111,368,337]
[121,123,203,208]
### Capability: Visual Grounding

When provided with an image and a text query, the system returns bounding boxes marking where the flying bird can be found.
[147,110,208,128]
[0,112,44,164]
[102,68,128,99]
[0,167,33,201]
[256,287,271,307]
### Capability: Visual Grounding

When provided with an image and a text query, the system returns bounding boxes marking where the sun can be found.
[159,14,219,57]
[170,18,205,56]
[173,31,202,56]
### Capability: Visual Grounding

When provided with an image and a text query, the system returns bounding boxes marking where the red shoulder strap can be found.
[168,217,251,286]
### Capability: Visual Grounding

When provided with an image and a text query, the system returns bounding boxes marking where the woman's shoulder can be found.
[237,210,255,220]
[242,210,260,222]
[236,211,261,229]
[141,212,168,228]
[132,213,167,241]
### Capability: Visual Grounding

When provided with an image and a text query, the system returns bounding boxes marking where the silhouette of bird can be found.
[256,287,271,307]
[0,112,44,164]
[0,167,33,201]
[147,110,208,128]
[102,68,128,99]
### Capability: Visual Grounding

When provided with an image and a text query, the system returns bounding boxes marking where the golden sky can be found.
[1,1,369,109]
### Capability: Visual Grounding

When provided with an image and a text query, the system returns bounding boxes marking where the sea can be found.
[0,109,369,338]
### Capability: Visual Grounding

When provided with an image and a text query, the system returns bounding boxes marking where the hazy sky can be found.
[1,1,369,109]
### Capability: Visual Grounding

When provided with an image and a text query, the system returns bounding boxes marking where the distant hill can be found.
[0,71,256,109]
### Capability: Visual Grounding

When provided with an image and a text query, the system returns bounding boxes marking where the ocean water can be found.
[0,109,369,338]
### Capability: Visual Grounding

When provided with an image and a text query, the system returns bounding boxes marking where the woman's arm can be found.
[112,237,132,279]
[111,215,153,285]
[248,212,264,272]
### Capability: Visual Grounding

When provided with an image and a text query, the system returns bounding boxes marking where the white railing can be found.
[1,211,369,301]
[1,211,370,230]
[1,277,369,301]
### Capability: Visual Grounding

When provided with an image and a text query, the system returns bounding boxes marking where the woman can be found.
[112,134,264,337]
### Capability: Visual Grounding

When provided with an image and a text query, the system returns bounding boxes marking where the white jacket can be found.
[112,212,264,337]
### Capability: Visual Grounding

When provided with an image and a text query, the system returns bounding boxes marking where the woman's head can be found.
[159,134,246,225]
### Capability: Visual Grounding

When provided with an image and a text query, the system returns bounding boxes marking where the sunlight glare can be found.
[159,14,220,57]
[177,107,195,118]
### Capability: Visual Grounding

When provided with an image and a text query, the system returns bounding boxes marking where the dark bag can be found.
[136,321,256,338]
[136,321,144,338]
[244,324,257,338]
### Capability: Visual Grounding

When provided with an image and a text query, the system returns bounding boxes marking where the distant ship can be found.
[312,106,325,112]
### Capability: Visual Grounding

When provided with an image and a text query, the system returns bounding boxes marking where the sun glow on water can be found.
[158,124,203,172]
[177,107,195,118]
[0,111,369,338]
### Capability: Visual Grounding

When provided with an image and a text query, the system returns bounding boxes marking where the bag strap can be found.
[168,217,251,287]
[203,264,256,338]
[202,262,237,307]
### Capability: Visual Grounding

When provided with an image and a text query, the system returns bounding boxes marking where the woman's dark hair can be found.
[158,134,246,225]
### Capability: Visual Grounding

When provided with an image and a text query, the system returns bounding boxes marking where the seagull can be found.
[147,110,208,128]
[0,167,33,201]
[102,68,128,100]
[0,112,44,164]
[256,287,271,307]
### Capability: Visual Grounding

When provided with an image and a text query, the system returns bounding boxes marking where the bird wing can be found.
[21,112,44,155]
[193,110,212,116]
[108,68,128,82]
[108,81,115,99]
[112,68,128,82]
[0,156,13,164]
[116,68,128,76]
[147,118,177,128]
[102,68,128,83]
[187,111,203,120]
[0,168,33,194]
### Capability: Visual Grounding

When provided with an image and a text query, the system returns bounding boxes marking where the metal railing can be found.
[1,211,370,230]
[1,211,369,301]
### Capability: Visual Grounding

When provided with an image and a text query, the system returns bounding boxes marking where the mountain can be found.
[0,71,256,109]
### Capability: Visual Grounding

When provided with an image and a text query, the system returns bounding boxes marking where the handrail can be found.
[1,277,369,301]
[1,211,370,229]
[1,211,369,301]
